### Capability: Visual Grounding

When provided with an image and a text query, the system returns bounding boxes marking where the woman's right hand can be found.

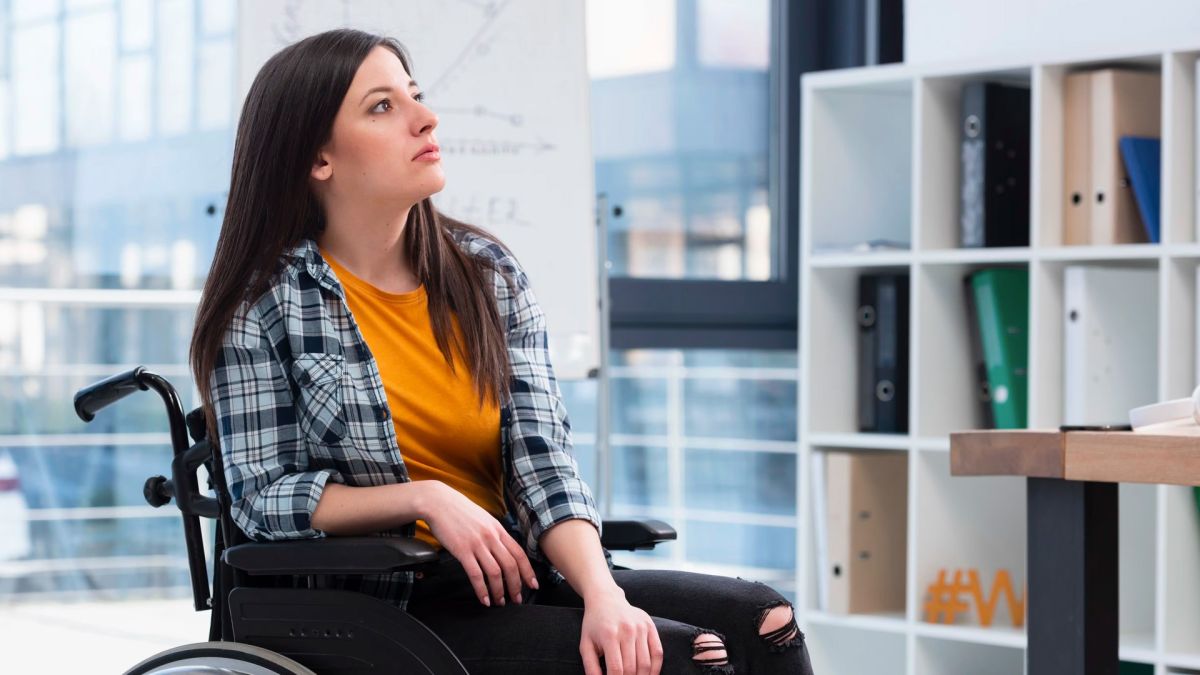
[420,480,539,607]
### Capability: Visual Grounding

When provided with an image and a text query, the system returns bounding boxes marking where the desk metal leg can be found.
[1027,478,1118,675]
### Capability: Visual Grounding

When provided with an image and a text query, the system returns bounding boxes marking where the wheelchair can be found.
[73,367,677,674]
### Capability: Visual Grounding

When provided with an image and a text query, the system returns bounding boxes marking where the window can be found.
[584,0,798,589]
[561,348,798,595]
[587,0,776,281]
[0,0,236,600]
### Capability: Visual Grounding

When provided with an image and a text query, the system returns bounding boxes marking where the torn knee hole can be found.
[756,603,801,650]
[692,631,730,668]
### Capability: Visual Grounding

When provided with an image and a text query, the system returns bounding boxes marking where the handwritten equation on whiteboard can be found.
[439,195,530,229]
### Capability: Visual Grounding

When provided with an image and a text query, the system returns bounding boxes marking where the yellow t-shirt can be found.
[320,248,504,549]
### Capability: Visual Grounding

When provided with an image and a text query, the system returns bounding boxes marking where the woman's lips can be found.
[413,144,441,161]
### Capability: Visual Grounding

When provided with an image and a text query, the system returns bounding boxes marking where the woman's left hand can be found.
[579,587,663,675]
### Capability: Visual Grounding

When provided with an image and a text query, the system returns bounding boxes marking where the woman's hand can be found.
[580,587,663,675]
[420,480,539,607]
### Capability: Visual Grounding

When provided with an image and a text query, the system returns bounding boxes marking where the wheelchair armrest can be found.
[223,537,439,576]
[600,519,677,551]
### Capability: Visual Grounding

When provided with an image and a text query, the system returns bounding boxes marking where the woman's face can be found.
[311,45,444,211]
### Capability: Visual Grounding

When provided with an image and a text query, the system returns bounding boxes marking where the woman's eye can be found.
[371,94,424,113]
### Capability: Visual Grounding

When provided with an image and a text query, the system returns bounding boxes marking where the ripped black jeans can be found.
[405,550,814,674]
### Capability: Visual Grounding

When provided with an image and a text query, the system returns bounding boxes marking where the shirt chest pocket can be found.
[291,353,348,445]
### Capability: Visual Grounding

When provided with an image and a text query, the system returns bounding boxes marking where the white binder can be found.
[1063,266,1158,425]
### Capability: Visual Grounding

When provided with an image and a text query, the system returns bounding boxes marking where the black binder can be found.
[959,81,1031,248]
[857,273,909,433]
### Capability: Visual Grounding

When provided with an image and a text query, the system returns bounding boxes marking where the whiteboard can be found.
[237,0,599,380]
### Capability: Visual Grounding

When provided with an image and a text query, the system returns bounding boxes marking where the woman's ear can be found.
[311,149,333,183]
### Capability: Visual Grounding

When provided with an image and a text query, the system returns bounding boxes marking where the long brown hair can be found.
[191,29,512,441]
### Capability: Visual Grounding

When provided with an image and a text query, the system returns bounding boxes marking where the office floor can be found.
[0,598,208,672]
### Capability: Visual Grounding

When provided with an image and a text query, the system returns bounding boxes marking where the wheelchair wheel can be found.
[124,641,318,675]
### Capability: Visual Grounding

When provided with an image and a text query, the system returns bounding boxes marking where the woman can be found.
[191,28,812,675]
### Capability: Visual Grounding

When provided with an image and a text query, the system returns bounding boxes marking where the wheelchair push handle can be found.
[73,366,149,422]
[73,367,217,613]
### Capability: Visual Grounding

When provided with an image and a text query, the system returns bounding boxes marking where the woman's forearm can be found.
[310,480,439,536]
[539,519,621,601]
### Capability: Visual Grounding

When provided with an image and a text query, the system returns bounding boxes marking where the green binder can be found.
[1118,661,1153,675]
[967,269,1029,429]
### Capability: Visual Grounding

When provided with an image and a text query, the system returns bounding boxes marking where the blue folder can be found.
[1119,136,1161,244]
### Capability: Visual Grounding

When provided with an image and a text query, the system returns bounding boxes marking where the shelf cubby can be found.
[1118,483,1157,649]
[806,622,907,675]
[804,446,911,617]
[1163,485,1200,658]
[914,635,1025,675]
[806,78,913,253]
[916,68,1033,252]
[914,449,1025,631]
[805,265,912,436]
[1032,54,1164,249]
[915,262,1028,437]
[1030,258,1160,428]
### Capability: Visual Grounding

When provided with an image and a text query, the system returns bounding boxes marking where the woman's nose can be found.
[414,108,438,137]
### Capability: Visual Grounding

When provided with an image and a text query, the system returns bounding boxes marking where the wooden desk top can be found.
[949,424,1200,486]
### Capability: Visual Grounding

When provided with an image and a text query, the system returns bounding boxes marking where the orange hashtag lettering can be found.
[967,569,1026,628]
[923,569,971,624]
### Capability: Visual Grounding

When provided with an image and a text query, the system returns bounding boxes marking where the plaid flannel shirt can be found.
[208,228,604,608]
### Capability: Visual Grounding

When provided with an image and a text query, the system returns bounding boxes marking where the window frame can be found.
[607,0,902,351]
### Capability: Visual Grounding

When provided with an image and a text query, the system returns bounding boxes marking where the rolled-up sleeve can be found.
[501,261,602,559]
[209,300,343,541]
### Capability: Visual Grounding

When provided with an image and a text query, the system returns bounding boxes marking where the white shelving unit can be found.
[798,46,1200,675]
